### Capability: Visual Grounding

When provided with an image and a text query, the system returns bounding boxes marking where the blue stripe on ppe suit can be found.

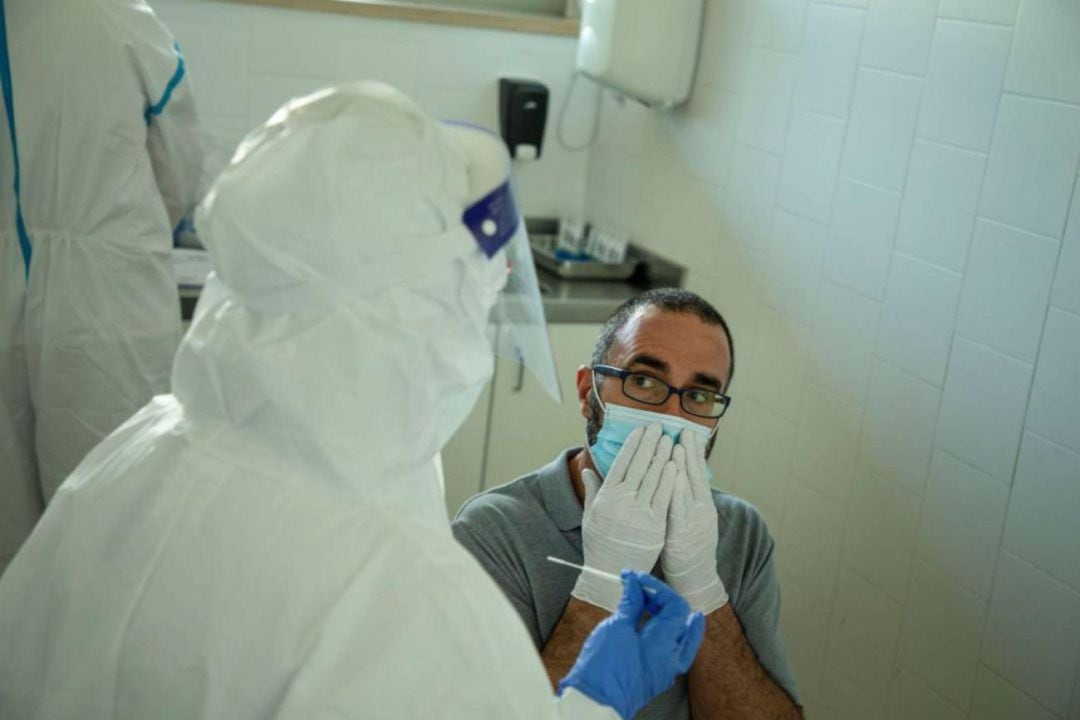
[0,0,33,278]
[144,42,185,126]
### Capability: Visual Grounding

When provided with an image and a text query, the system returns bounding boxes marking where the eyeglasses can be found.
[592,365,732,419]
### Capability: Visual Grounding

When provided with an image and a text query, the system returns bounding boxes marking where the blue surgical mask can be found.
[587,397,716,480]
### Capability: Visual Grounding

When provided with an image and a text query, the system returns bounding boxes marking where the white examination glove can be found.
[574,423,677,611]
[662,431,729,614]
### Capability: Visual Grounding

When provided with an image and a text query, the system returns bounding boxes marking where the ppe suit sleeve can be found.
[270,526,572,720]
[144,44,202,232]
[555,688,620,720]
[114,1,203,232]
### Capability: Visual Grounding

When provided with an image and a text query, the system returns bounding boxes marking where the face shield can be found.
[446,123,561,404]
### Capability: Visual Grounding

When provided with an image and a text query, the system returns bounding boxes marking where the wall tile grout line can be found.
[1069,658,1080,720]
[834,172,904,197]
[932,445,1011,494]
[851,63,928,83]
[1000,88,1080,111]
[935,15,1022,30]
[972,171,1080,661]
[975,215,1064,245]
[950,6,1029,707]
[866,5,955,710]
[980,664,1070,719]
[805,1,893,709]
[746,2,849,705]
[1046,304,1080,323]
[755,0,813,545]
[909,132,991,159]
[949,332,1035,372]
[891,248,964,279]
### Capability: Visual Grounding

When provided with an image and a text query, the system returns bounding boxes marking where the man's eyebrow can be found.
[626,354,670,375]
[692,372,724,392]
[627,356,726,390]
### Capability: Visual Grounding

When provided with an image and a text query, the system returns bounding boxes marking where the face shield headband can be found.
[449,124,561,404]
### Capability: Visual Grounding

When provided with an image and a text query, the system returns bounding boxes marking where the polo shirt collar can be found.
[539,447,586,532]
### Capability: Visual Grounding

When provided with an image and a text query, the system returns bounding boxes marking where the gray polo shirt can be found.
[451,448,800,719]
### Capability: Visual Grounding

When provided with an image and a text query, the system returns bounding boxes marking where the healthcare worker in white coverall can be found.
[0,0,202,574]
[0,82,705,720]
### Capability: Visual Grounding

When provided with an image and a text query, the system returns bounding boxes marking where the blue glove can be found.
[558,570,706,720]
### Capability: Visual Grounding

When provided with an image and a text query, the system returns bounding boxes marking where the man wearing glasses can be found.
[452,288,803,719]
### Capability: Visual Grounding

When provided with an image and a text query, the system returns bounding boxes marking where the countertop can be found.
[536,270,656,323]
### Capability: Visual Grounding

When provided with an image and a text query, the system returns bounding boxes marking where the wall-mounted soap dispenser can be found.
[575,0,703,108]
[499,78,549,161]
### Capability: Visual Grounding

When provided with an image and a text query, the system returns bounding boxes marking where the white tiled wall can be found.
[150,0,590,219]
[586,0,1080,716]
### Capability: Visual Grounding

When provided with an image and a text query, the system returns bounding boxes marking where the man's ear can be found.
[575,365,593,421]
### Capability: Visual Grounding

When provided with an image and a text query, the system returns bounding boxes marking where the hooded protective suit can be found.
[0,0,202,573]
[0,82,618,719]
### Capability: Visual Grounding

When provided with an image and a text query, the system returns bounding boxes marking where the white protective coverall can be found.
[0,0,202,572]
[0,83,616,720]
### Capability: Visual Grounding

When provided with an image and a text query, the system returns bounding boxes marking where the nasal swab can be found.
[546,556,658,595]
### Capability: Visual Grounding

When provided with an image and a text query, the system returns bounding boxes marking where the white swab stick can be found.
[546,556,658,595]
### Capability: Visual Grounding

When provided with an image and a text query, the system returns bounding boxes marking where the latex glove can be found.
[559,571,706,720]
[662,431,729,614]
[575,423,677,611]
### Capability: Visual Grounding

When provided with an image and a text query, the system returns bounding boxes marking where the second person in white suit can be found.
[0,0,202,574]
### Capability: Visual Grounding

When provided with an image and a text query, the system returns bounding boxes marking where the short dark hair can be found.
[591,287,735,386]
